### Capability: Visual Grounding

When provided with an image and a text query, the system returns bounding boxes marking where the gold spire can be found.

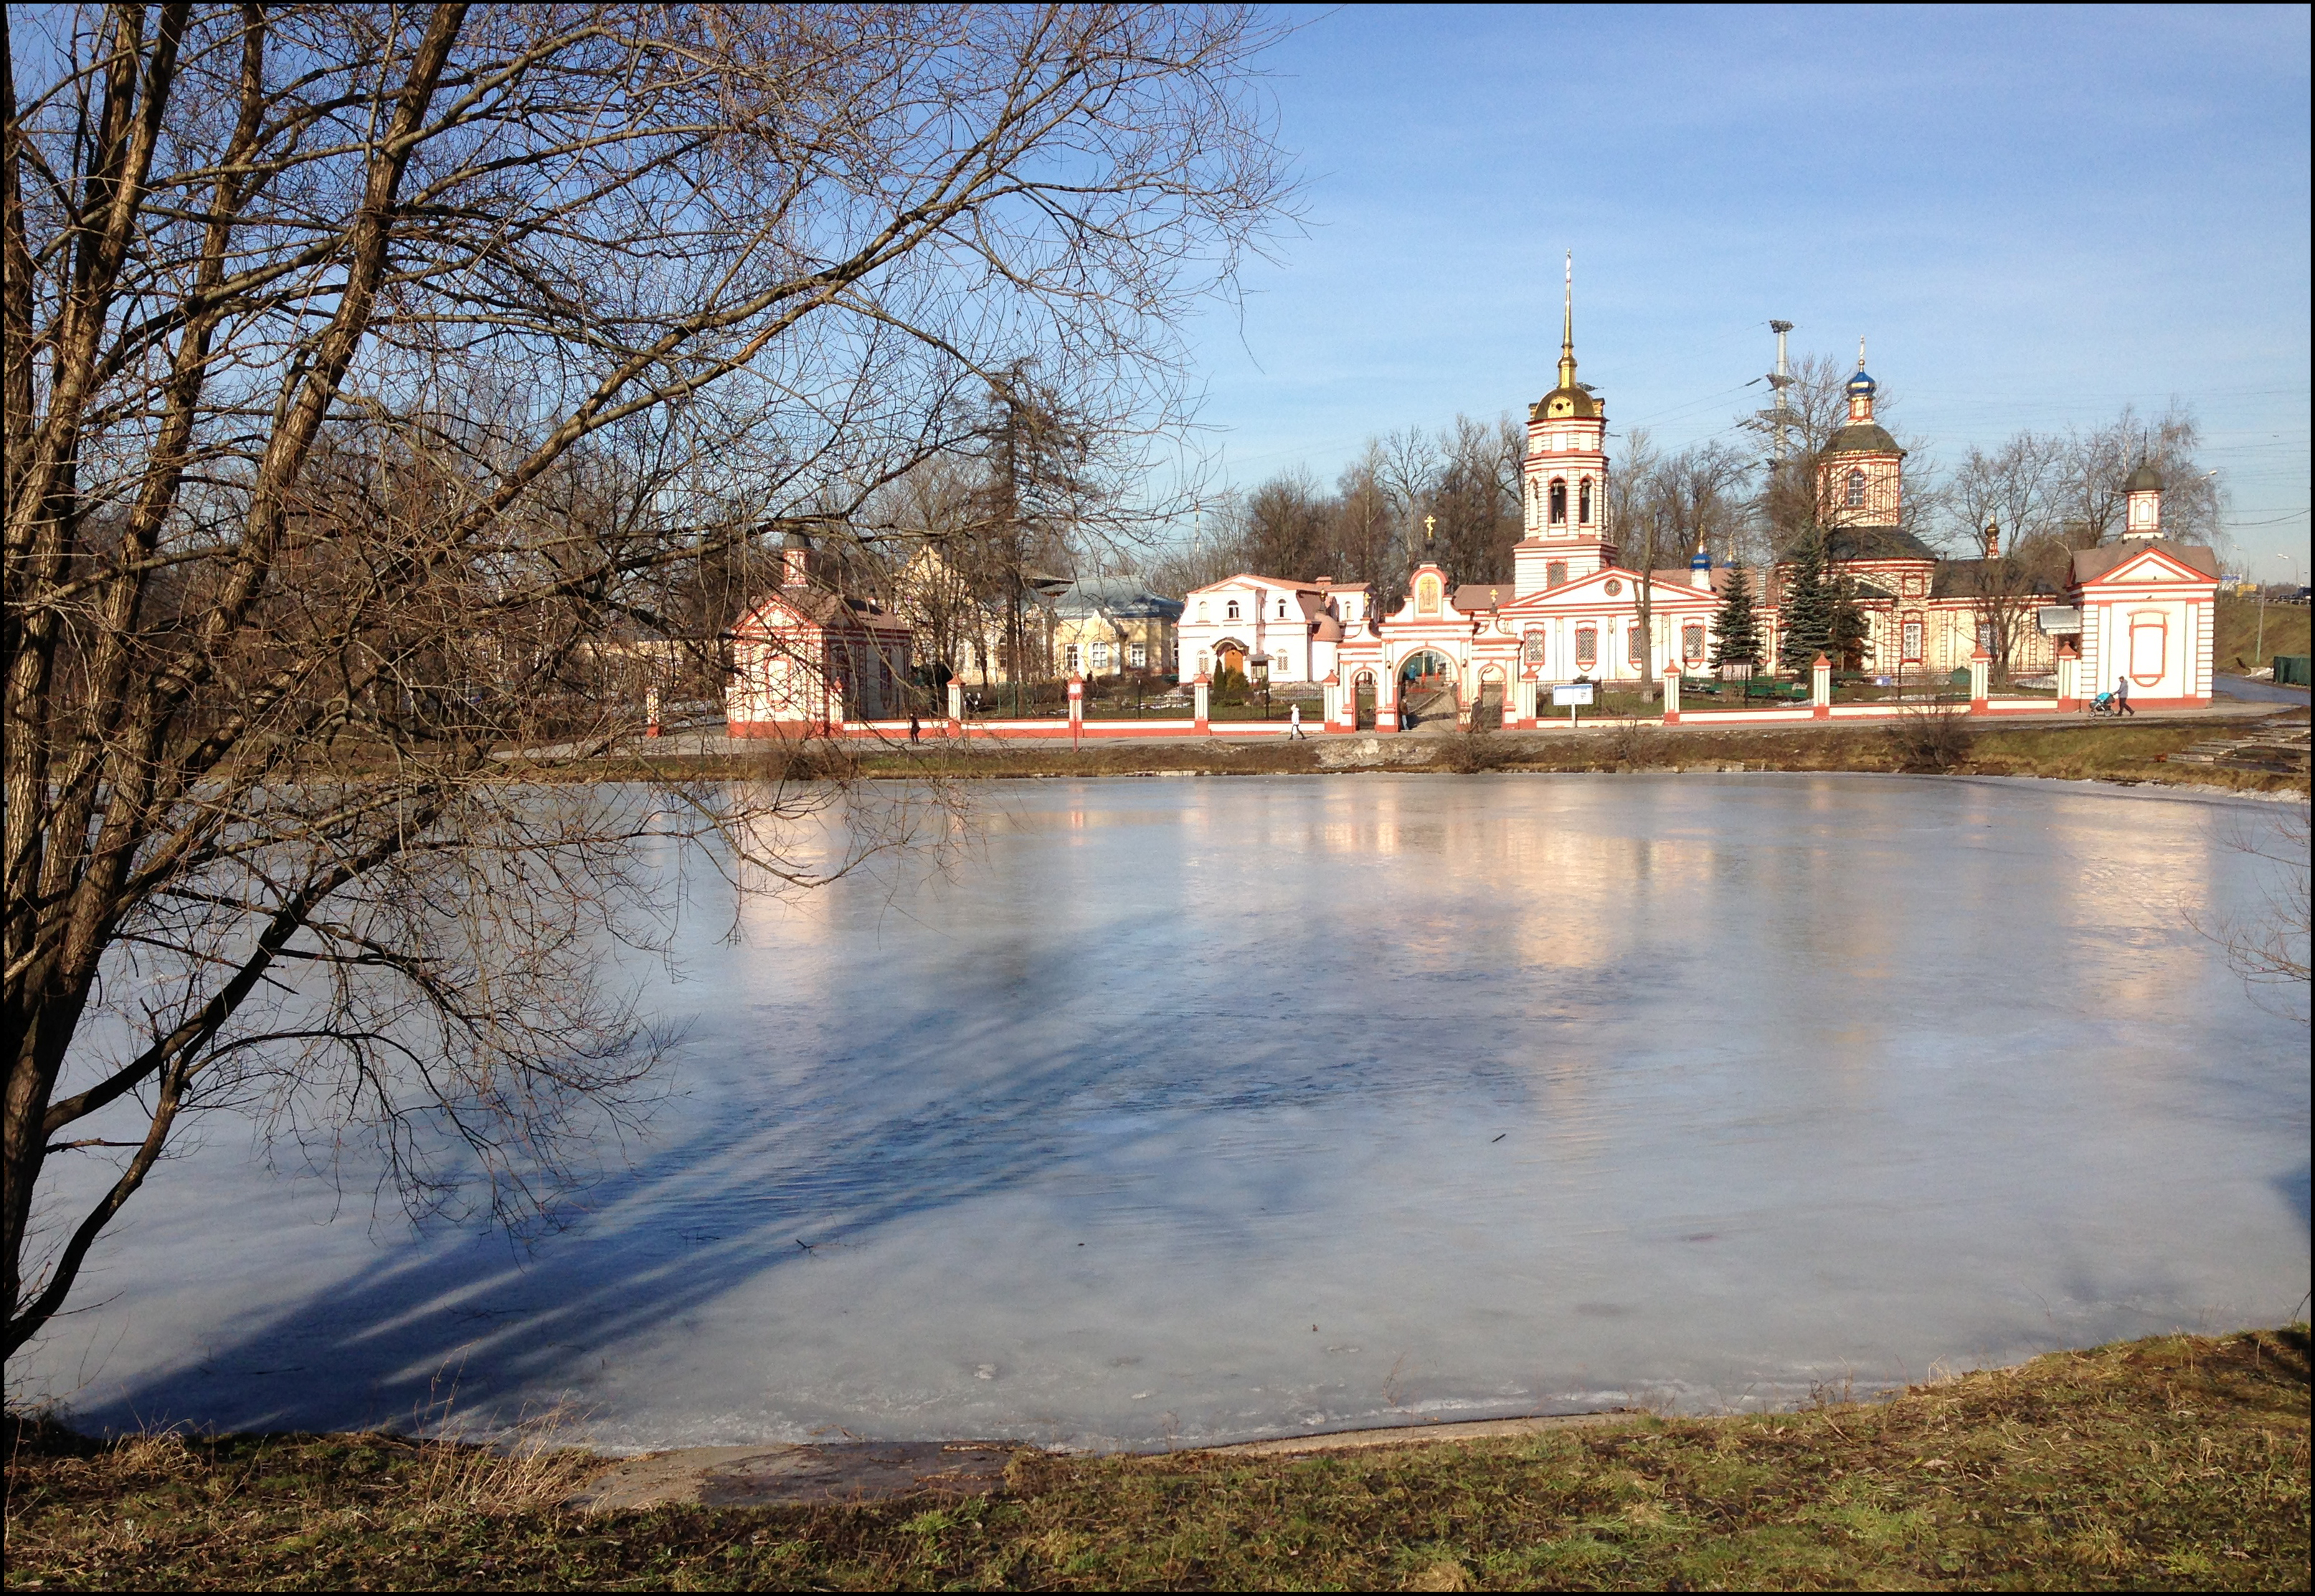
[1557,251,1578,391]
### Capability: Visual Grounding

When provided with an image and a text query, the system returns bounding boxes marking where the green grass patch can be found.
[7,1326,2307,1590]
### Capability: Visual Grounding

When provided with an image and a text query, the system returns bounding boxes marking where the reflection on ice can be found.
[13,774,2309,1453]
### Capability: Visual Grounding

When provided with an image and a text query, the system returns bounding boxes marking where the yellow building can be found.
[1050,577,1184,680]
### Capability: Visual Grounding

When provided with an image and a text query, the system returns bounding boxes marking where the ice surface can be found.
[14,774,2309,1452]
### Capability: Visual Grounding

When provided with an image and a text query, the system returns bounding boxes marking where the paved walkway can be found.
[2217,672,2314,706]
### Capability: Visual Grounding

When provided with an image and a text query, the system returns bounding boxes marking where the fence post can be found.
[946,679,964,735]
[1811,653,1832,720]
[645,685,661,738]
[1661,662,1681,725]
[2054,640,2079,711]
[1069,673,1084,751]
[1193,673,1211,733]
[1969,646,1991,713]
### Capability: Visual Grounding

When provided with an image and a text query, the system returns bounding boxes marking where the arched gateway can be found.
[1397,649,1458,727]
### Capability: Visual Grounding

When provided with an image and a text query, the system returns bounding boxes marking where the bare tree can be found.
[1239,467,1330,579]
[1373,424,1437,606]
[1330,443,1401,599]
[1426,414,1519,585]
[1741,351,1941,557]
[2190,809,2311,1024]
[2060,404,2224,550]
[3,3,1292,1354]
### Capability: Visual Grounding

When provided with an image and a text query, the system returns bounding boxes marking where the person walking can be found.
[1288,703,1305,740]
[909,711,922,745]
[2116,675,2134,716]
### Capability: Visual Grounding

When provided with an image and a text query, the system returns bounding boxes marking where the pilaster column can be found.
[1811,653,1832,720]
[2054,641,2079,712]
[1661,662,1681,725]
[1193,673,1211,733]
[1968,645,1991,713]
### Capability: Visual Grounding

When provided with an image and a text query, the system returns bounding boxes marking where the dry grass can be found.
[2217,593,2311,674]
[1881,702,1977,772]
[7,1326,2306,1590]
[799,711,2309,794]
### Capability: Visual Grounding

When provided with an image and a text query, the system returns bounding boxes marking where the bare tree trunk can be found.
[2,1,1291,1354]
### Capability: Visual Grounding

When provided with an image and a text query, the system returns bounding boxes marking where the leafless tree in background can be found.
[1741,351,1943,559]
[1944,411,2223,679]
[2,2,1292,1354]
[2189,809,2311,1025]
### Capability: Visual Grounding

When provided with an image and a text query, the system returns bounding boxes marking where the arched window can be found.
[1545,560,1567,587]
[1549,480,1568,524]
[1845,468,1867,508]
[1575,625,1598,670]
[1522,627,1545,664]
[1196,599,1209,622]
[1226,599,1240,620]
[1277,599,1288,618]
[1682,624,1705,661]
[1628,623,1646,668]
[1578,480,1593,523]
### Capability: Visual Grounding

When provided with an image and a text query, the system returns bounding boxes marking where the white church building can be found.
[1173,272,2216,727]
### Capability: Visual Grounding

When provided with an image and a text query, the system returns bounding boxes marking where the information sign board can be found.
[1551,683,1596,707]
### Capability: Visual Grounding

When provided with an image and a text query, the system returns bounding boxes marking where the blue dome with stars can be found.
[1846,368,1878,398]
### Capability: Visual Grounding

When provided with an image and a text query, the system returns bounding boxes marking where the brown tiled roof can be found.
[745,586,912,635]
[2070,541,2220,584]
[1931,561,2061,599]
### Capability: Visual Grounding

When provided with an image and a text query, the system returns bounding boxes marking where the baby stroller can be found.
[2090,689,2121,717]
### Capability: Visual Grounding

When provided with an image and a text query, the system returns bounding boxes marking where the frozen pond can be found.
[16,774,2309,1452]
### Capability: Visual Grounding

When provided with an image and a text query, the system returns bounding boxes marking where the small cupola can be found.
[1845,339,1878,422]
[2123,462,2164,541]
[780,529,813,586]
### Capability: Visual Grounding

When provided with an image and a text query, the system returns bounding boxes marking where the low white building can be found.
[1175,575,1371,685]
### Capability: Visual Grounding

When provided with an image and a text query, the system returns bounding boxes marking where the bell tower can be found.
[1514,254,1616,597]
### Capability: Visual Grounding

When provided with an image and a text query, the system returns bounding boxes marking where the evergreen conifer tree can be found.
[1827,571,1872,672]
[1709,560,1763,672]
[1776,532,1833,673]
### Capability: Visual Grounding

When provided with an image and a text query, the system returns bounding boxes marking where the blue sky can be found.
[1178,3,2311,576]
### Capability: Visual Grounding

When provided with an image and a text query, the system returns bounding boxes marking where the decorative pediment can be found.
[1497,567,1705,614]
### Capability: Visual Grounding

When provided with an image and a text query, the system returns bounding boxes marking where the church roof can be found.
[745,586,912,635]
[1826,422,1903,455]
[2126,462,2164,493]
[1053,576,1184,620]
[1529,385,1602,422]
[1791,523,1941,564]
[2070,541,2219,584]
[1450,582,1512,612]
[1931,561,2060,599]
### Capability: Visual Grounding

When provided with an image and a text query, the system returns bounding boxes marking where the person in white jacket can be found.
[1288,703,1305,738]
